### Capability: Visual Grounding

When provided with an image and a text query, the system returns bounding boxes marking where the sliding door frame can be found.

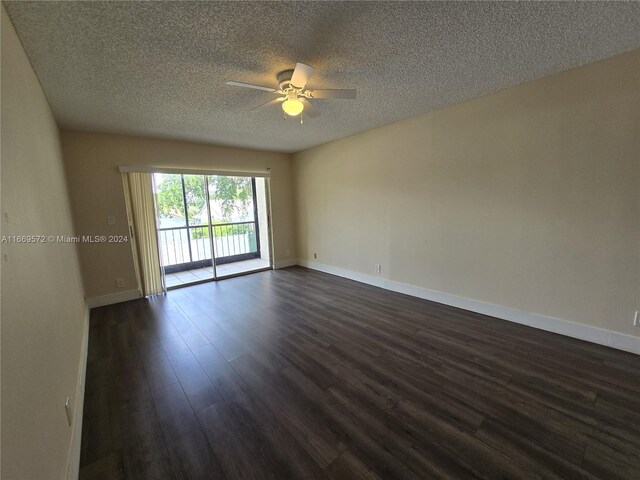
[124,166,274,289]
[207,174,274,280]
[203,175,218,280]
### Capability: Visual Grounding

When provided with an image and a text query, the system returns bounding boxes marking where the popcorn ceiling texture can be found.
[4,1,640,153]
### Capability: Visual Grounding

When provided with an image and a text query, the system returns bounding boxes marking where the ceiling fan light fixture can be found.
[281,92,304,117]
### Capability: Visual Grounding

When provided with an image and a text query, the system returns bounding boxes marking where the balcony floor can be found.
[164,257,271,288]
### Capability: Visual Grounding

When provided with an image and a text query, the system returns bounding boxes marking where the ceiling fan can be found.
[226,63,357,122]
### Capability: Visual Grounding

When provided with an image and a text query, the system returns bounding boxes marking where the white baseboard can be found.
[66,305,90,479]
[86,289,141,308]
[274,258,298,269]
[298,259,640,355]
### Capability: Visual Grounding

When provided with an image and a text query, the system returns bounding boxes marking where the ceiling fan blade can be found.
[251,97,284,111]
[290,63,314,89]
[308,89,357,99]
[301,98,320,118]
[226,81,276,92]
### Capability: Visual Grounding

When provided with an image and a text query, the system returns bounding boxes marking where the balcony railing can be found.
[157,221,259,273]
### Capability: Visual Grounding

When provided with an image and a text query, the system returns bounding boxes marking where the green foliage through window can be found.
[155,174,206,224]
[208,176,252,222]
[190,223,254,239]
[155,174,253,224]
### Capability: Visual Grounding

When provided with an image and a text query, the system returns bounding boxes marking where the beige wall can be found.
[1,7,88,479]
[61,130,296,299]
[294,49,640,337]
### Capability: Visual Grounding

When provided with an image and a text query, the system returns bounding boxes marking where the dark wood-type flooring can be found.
[80,266,640,480]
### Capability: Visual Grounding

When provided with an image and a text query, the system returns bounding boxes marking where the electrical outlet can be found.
[313,253,318,259]
[107,216,116,225]
[634,311,639,327]
[285,249,290,257]
[375,264,382,274]
[64,397,72,426]
[116,278,125,288]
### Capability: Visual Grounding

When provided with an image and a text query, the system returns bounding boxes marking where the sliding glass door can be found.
[153,172,271,288]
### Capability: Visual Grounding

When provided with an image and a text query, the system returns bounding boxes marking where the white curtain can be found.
[123,172,164,296]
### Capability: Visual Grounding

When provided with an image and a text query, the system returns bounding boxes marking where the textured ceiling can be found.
[4,1,640,153]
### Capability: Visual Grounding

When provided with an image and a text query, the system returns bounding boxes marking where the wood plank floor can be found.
[79,266,640,480]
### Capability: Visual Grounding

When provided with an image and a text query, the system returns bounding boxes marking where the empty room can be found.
[1,1,639,479]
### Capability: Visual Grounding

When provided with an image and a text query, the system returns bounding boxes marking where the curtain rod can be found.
[118,165,271,177]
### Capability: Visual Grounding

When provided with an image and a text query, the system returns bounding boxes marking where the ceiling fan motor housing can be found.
[277,69,295,90]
